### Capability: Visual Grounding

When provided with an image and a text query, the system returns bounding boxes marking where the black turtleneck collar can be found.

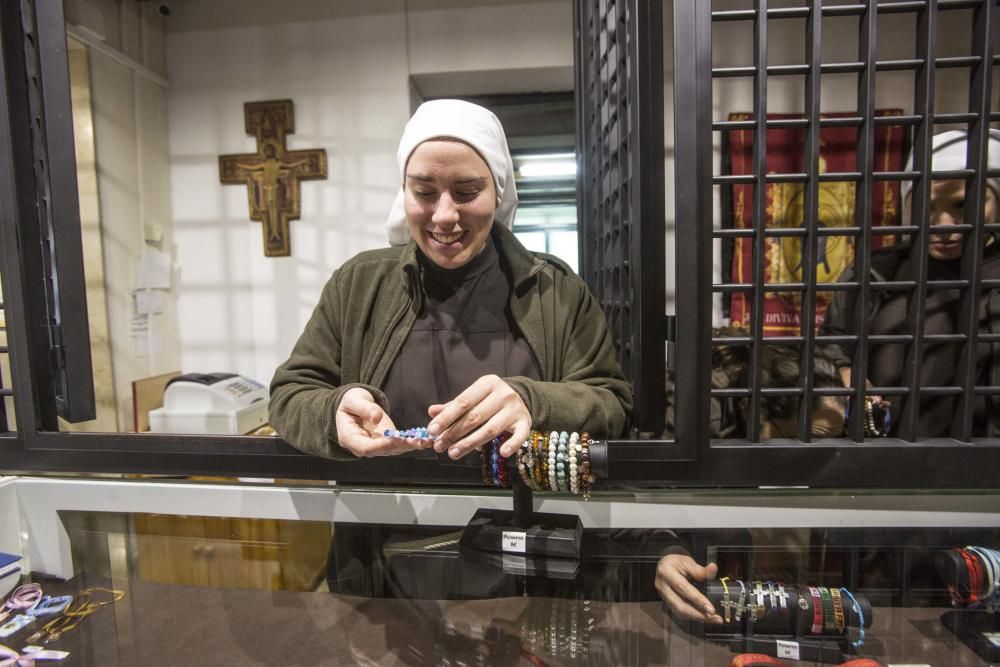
[417,233,498,285]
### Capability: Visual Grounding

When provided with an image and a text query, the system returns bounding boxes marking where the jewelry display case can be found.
[1,476,998,665]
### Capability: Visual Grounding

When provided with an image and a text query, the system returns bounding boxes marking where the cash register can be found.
[148,372,268,435]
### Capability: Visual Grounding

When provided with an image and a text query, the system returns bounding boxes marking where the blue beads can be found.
[384,427,437,439]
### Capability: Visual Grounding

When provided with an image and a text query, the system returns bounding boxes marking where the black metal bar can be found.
[20,0,95,423]
[596,439,1000,488]
[876,59,925,71]
[952,0,992,439]
[512,474,533,526]
[713,284,755,294]
[926,279,970,289]
[713,226,921,238]
[0,0,48,435]
[745,0,769,443]
[868,334,918,343]
[794,0,822,443]
[843,0,878,441]
[672,0,710,458]
[631,0,666,432]
[724,282,807,293]
[927,223,974,232]
[875,114,923,125]
[935,55,982,68]
[711,3,954,23]
[714,174,810,184]
[8,430,1000,486]
[0,367,8,432]
[713,56,979,80]
[898,2,936,440]
[871,170,921,180]
[713,116,901,131]
[933,112,979,124]
[573,0,586,277]
[878,2,929,12]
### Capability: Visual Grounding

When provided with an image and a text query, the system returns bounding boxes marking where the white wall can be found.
[65,0,179,431]
[165,0,573,385]
[88,50,181,431]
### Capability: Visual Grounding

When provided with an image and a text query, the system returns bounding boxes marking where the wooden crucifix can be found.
[219,100,327,257]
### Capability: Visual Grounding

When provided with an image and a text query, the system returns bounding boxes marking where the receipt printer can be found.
[148,373,268,435]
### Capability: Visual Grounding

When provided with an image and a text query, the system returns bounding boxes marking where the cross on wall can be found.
[219,99,327,257]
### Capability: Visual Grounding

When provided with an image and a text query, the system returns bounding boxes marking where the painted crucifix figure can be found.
[219,100,326,256]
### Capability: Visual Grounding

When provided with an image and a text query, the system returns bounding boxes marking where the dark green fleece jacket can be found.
[269,224,633,460]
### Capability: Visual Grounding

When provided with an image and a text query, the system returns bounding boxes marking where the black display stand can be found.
[934,548,1000,661]
[460,472,583,562]
[459,543,582,579]
[940,609,1000,661]
[701,581,872,664]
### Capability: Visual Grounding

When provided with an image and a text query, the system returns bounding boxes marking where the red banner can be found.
[726,112,906,335]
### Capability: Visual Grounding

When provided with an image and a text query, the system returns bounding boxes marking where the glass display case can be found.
[1,475,998,665]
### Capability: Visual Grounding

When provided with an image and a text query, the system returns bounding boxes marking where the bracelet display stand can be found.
[460,474,583,560]
[935,549,1000,661]
[701,581,872,664]
[460,442,610,567]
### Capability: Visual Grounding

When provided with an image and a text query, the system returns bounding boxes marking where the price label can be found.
[501,530,527,553]
[775,639,800,660]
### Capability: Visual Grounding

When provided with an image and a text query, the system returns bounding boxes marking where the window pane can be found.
[51,3,578,436]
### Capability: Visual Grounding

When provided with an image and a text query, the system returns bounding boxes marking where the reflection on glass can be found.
[16,509,992,664]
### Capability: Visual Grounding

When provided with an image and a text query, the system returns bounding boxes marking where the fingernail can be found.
[428,422,439,434]
[449,447,460,459]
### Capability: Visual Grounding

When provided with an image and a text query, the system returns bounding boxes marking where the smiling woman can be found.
[268,99,632,463]
[404,140,497,270]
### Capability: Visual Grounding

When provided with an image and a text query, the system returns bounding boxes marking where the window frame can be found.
[1,0,999,490]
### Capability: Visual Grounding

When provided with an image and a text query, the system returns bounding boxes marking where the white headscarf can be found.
[385,99,518,246]
[901,129,1000,224]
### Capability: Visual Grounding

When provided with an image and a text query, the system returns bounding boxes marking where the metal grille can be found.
[10,0,94,424]
[0,277,12,433]
[702,0,999,443]
[575,0,665,432]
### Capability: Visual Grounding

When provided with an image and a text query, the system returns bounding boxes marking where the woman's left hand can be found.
[426,374,531,460]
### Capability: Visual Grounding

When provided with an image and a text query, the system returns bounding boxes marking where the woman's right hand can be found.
[335,387,431,457]
[655,554,724,624]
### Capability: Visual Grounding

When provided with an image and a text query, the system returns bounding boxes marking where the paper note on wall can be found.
[135,250,172,289]
[133,289,163,315]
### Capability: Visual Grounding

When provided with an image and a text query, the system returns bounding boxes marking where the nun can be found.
[270,99,632,460]
[820,129,1000,438]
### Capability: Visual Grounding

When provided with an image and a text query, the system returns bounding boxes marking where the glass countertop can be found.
[1,509,996,666]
